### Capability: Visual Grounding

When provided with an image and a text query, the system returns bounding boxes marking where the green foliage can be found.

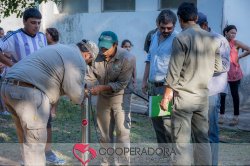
[0,0,58,18]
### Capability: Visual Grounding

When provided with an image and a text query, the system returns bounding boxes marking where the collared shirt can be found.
[166,24,223,99]
[0,29,47,62]
[85,47,134,103]
[144,28,158,53]
[5,44,86,104]
[146,30,178,82]
[208,31,230,96]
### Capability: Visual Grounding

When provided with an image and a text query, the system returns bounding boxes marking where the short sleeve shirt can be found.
[0,28,47,62]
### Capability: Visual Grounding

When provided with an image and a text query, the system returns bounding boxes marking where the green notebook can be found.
[149,95,172,117]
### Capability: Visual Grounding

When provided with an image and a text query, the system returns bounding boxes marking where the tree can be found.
[0,0,58,18]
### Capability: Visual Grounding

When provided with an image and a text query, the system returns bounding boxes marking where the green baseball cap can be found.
[98,31,118,49]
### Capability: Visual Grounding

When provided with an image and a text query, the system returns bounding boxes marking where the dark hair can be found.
[157,9,177,25]
[46,28,59,42]
[77,39,89,52]
[23,8,42,21]
[0,27,3,31]
[121,39,133,47]
[177,2,197,22]
[223,25,237,36]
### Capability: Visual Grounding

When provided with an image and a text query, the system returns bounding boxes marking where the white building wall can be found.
[1,0,249,79]
[136,0,158,11]
[45,12,161,79]
[197,0,223,33]
[40,1,181,80]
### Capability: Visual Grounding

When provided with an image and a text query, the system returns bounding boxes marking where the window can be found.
[102,0,135,12]
[57,0,88,14]
[159,0,197,9]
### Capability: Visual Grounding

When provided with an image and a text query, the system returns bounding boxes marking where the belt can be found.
[152,82,165,87]
[4,79,37,89]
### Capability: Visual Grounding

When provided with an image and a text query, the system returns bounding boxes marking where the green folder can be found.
[149,95,172,117]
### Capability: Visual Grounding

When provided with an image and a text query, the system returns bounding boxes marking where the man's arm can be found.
[84,61,113,96]
[220,38,230,72]
[85,66,98,87]
[144,31,152,53]
[213,37,224,75]
[107,56,134,93]
[89,55,134,96]
[90,85,112,95]
[213,35,230,75]
[132,56,137,88]
[142,62,150,94]
[160,85,173,111]
[62,55,86,104]
[160,37,186,111]
[165,37,186,88]
[0,52,14,67]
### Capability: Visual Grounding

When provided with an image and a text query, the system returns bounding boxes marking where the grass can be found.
[0,98,153,143]
[2,98,249,144]
[220,128,250,143]
[1,98,250,165]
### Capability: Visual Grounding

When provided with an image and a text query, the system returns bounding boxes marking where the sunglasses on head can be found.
[81,39,89,44]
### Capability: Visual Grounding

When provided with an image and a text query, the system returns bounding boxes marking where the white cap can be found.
[84,40,99,60]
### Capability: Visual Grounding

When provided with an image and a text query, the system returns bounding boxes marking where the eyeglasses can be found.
[159,25,174,31]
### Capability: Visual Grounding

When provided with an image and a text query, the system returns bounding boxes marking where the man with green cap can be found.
[85,31,135,165]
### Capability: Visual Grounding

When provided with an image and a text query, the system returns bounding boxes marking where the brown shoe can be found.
[229,117,239,126]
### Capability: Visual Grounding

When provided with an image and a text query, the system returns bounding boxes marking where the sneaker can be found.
[46,150,66,165]
[0,110,11,115]
[229,117,239,126]
[218,115,224,124]
[19,160,24,166]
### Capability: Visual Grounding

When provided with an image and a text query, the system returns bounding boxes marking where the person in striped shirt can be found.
[0,8,47,66]
[0,8,64,165]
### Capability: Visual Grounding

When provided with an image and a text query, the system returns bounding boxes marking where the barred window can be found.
[58,0,88,14]
[102,0,135,12]
[159,0,197,9]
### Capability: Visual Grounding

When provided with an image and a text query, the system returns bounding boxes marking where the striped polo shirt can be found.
[0,28,47,62]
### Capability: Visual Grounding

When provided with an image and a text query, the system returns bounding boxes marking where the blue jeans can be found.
[208,94,220,166]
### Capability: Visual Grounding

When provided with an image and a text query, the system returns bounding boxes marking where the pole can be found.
[81,94,91,166]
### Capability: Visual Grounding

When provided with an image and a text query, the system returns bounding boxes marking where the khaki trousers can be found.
[1,83,50,166]
[96,95,130,165]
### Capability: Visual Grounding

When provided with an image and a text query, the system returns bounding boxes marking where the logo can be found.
[73,143,97,166]
[38,40,44,47]
[100,35,112,42]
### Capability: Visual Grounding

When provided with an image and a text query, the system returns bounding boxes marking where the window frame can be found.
[57,0,89,14]
[101,0,136,12]
[158,0,197,10]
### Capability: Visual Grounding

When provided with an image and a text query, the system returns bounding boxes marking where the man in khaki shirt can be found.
[1,40,99,166]
[85,31,134,165]
[160,2,222,166]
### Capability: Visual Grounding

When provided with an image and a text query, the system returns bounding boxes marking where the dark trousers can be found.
[148,83,172,144]
[220,80,240,116]
[151,116,172,143]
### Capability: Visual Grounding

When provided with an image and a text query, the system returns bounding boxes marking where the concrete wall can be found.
[1,0,249,80]
[40,1,182,80]
[197,0,223,33]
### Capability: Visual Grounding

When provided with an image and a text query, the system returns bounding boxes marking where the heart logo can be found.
[73,143,97,166]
